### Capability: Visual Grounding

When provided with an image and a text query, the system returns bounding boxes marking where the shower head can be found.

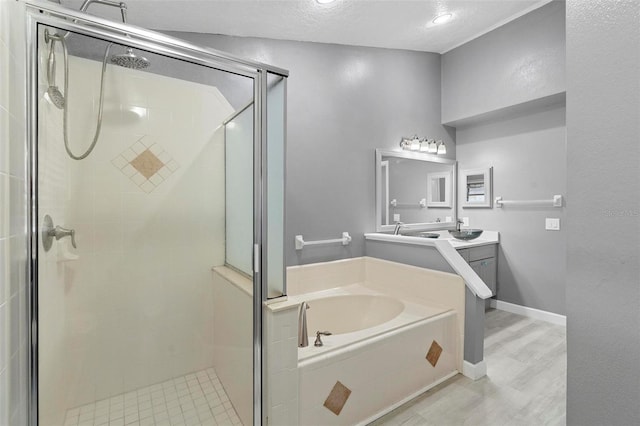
[110,48,150,70]
[46,37,65,109]
[46,86,65,109]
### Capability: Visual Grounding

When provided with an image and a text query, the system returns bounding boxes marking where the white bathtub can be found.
[297,284,452,364]
[295,284,460,425]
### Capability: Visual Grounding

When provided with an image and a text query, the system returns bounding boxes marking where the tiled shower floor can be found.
[63,368,243,426]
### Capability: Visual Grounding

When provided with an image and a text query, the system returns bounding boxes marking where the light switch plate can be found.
[462,217,469,227]
[393,214,400,222]
[445,216,452,222]
[545,218,560,230]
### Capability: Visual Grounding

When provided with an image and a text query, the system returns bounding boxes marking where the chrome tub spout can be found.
[298,302,310,347]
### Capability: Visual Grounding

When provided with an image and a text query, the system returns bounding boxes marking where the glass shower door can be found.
[36,25,257,426]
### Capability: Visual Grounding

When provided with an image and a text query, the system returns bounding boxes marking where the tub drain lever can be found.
[314,331,332,347]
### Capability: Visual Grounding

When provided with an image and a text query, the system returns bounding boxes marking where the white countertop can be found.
[364,230,499,300]
[363,230,499,249]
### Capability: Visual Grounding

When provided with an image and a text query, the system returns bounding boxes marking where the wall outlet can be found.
[445,216,452,222]
[393,214,400,222]
[462,217,470,227]
[545,218,560,230]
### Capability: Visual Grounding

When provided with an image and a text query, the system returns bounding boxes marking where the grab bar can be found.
[295,232,352,250]
[495,195,563,208]
[390,198,427,208]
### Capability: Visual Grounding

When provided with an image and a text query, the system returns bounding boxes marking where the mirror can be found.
[376,149,457,232]
[461,167,493,208]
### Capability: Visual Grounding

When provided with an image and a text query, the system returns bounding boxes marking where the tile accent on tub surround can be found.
[426,340,443,367]
[112,136,179,193]
[323,381,352,416]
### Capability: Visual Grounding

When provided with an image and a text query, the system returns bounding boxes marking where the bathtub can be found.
[295,283,460,425]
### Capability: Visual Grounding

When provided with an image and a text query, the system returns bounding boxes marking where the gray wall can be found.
[566,1,640,424]
[456,104,566,315]
[165,32,456,266]
[441,1,565,125]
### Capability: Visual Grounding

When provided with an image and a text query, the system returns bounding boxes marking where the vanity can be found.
[365,148,498,379]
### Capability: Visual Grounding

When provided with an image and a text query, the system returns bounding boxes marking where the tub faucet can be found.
[298,302,310,347]
[393,222,405,235]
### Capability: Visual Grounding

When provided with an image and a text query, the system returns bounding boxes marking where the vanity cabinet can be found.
[457,244,497,295]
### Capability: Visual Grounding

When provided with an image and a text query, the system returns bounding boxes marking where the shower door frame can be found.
[24,2,288,425]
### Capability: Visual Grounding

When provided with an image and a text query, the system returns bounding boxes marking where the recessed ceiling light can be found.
[432,13,453,25]
[316,0,336,4]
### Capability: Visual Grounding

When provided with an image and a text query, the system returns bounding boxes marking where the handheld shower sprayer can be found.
[45,0,150,160]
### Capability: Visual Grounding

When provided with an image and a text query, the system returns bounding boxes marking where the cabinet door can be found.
[458,248,470,262]
[469,258,497,295]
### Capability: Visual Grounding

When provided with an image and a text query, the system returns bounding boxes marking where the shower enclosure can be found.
[26,2,287,425]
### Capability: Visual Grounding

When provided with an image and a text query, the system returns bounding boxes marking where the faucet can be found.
[456,219,464,232]
[298,302,310,347]
[393,221,405,235]
[314,331,332,347]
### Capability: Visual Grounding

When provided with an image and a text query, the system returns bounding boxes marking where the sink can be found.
[448,229,483,241]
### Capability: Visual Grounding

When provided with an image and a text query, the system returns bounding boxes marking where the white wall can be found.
[37,50,234,423]
[0,1,29,425]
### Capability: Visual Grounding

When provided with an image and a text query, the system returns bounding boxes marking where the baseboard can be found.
[489,299,566,326]
[462,360,486,380]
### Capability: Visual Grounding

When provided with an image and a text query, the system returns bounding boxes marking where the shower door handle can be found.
[42,215,77,251]
[50,226,77,248]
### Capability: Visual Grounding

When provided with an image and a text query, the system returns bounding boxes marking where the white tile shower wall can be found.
[0,1,29,426]
[211,268,253,426]
[37,50,235,423]
[265,304,299,426]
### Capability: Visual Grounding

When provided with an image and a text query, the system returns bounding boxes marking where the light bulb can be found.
[419,139,429,152]
[410,136,420,151]
[437,140,447,155]
[427,139,437,153]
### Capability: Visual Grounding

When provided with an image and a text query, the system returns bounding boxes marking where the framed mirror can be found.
[461,167,493,208]
[376,149,457,232]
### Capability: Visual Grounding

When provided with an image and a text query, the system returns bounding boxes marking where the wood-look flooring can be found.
[371,308,566,426]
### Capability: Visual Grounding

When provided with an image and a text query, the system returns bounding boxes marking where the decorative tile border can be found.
[112,136,179,193]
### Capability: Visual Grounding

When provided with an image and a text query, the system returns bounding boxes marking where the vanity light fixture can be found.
[316,0,337,4]
[400,136,445,154]
[433,13,453,25]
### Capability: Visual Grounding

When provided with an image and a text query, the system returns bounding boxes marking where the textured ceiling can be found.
[60,0,553,53]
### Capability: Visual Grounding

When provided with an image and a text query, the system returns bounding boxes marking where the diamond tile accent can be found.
[426,340,443,367]
[112,136,179,193]
[323,381,352,416]
[130,149,164,179]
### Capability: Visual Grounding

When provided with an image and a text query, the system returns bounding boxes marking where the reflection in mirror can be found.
[461,167,493,208]
[376,149,457,232]
[427,172,452,207]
